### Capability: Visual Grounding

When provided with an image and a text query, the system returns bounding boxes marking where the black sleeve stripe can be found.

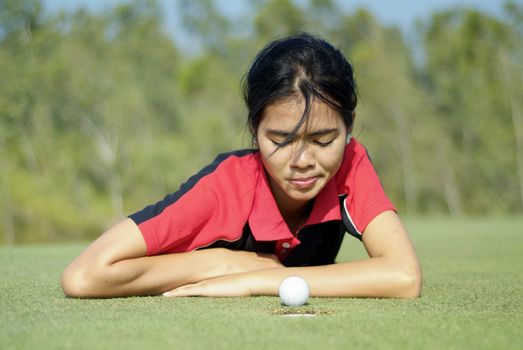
[366,149,373,163]
[129,149,258,225]
[339,195,362,240]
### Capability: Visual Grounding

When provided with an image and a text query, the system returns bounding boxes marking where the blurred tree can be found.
[1,0,522,244]
[0,0,45,243]
[177,0,230,53]
[253,0,306,40]
[0,0,42,38]
[331,10,424,213]
[423,8,523,213]
[499,1,523,209]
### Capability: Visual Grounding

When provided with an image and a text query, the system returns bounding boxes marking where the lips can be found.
[289,176,318,189]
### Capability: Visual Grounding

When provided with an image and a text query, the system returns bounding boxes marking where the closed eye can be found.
[314,139,335,148]
[270,139,290,147]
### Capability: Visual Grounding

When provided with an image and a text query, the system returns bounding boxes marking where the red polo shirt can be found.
[129,139,395,263]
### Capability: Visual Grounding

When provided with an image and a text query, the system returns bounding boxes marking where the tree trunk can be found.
[500,51,523,210]
[392,108,417,213]
[508,93,523,209]
[441,159,463,216]
[0,136,15,245]
[1,185,16,246]
[110,173,124,221]
[81,113,125,222]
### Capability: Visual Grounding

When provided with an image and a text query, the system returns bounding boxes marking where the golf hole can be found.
[272,307,334,317]
[282,313,317,318]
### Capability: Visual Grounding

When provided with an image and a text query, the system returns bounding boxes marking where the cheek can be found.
[261,153,288,175]
[321,143,346,173]
[258,145,282,170]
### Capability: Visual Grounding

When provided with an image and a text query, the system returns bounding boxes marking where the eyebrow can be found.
[265,128,339,137]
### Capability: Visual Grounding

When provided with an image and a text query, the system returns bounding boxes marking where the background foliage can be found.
[1,0,522,244]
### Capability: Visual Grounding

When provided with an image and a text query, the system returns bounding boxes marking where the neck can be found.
[276,197,314,234]
[265,171,314,234]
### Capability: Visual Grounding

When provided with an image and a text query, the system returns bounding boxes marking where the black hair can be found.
[243,32,357,147]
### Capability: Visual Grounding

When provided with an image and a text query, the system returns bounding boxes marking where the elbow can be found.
[61,265,91,298]
[396,263,422,299]
[61,262,107,298]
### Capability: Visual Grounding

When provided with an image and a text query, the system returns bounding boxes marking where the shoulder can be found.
[129,149,261,255]
[193,149,261,197]
[129,149,260,226]
[343,138,369,165]
[335,139,396,235]
[206,149,260,181]
[212,149,259,164]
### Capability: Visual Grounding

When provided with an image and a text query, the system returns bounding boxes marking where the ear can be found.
[250,124,259,147]
[346,111,356,143]
[345,110,356,132]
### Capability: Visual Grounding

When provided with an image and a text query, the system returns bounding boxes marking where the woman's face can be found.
[256,97,348,210]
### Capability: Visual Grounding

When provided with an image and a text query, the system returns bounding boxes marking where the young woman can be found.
[61,33,421,299]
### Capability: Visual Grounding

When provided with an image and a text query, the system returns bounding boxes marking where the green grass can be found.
[1,216,522,350]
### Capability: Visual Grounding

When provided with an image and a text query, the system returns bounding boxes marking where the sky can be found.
[42,0,512,50]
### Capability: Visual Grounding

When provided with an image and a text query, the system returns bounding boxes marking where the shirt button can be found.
[282,242,291,249]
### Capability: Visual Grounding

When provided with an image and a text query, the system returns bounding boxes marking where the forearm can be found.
[166,256,421,299]
[247,257,422,298]
[63,247,283,298]
[100,250,230,297]
[63,249,221,298]
[114,249,285,297]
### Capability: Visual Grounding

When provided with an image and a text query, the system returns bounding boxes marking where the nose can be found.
[289,143,315,170]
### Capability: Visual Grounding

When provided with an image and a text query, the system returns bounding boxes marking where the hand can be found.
[163,274,252,297]
[162,250,287,297]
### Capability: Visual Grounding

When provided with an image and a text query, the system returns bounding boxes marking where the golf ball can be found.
[278,276,310,306]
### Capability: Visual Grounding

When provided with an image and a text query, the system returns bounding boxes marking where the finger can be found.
[163,284,203,297]
[163,288,199,297]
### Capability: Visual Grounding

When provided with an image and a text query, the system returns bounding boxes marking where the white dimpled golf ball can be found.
[278,276,310,306]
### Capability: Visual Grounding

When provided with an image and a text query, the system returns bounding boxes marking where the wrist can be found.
[244,268,283,296]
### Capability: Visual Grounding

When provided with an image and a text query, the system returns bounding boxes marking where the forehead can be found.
[261,98,342,131]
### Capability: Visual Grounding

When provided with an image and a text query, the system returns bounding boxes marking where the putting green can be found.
[1,216,522,349]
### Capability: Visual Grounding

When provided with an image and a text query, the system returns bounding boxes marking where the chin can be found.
[286,188,320,202]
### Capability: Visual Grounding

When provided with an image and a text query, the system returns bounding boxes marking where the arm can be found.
[61,218,283,298]
[164,210,422,299]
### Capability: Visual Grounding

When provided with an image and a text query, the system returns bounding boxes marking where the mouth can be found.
[289,176,319,189]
